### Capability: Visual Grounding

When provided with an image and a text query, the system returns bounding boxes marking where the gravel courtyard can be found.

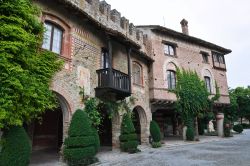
[95,130,250,166]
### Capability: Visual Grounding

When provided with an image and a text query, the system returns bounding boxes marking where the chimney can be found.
[180,19,189,35]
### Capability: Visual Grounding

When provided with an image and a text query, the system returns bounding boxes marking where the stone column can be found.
[216,113,224,137]
[182,126,187,140]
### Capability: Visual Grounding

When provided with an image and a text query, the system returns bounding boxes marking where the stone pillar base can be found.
[216,113,224,137]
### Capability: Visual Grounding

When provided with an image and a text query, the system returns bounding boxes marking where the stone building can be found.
[137,19,231,138]
[30,0,153,153]
[29,0,231,157]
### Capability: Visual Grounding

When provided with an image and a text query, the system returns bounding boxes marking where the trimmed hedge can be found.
[119,134,137,142]
[0,126,31,166]
[64,136,96,147]
[233,124,243,133]
[241,123,250,129]
[63,109,99,165]
[152,142,161,148]
[119,113,139,153]
[186,127,194,141]
[150,121,161,142]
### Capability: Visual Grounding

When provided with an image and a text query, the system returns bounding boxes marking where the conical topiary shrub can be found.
[150,120,161,148]
[0,126,31,166]
[63,109,99,166]
[119,113,139,153]
[186,127,194,141]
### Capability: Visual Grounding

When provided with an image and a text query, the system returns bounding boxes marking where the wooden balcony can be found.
[95,68,131,100]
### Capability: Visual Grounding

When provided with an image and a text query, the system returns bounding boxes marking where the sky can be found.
[106,0,250,88]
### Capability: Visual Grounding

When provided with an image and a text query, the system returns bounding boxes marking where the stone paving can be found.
[94,130,250,166]
[29,130,250,166]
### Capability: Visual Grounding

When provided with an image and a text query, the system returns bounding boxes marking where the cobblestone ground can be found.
[95,130,250,166]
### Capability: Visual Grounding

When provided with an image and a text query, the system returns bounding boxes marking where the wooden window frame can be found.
[42,21,64,55]
[41,12,72,61]
[162,40,178,57]
[204,76,212,94]
[132,62,143,86]
[167,70,176,90]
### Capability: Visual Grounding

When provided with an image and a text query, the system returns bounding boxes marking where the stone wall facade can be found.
[35,0,152,148]
[138,27,230,105]
[32,0,231,150]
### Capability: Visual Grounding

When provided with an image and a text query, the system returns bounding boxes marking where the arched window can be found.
[167,70,176,89]
[204,76,212,93]
[42,22,63,54]
[132,62,143,85]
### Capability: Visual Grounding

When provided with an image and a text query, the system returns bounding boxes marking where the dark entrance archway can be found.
[32,107,63,151]
[29,92,70,165]
[132,107,141,144]
[98,105,112,149]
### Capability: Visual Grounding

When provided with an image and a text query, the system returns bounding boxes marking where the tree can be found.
[174,69,210,140]
[63,109,99,165]
[227,87,250,123]
[224,88,239,123]
[119,113,139,153]
[0,0,62,128]
[0,126,31,166]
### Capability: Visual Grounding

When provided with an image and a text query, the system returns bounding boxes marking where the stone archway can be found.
[30,92,71,164]
[132,106,148,144]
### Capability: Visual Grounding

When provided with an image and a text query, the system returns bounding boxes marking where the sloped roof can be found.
[137,25,232,54]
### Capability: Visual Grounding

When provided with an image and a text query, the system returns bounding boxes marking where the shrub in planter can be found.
[186,127,194,141]
[150,120,161,148]
[233,124,243,133]
[0,126,31,166]
[63,109,99,166]
[119,113,139,153]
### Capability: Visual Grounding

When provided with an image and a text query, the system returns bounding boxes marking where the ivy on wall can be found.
[0,0,63,128]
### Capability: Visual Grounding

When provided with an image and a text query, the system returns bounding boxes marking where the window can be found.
[101,49,110,69]
[213,52,225,64]
[204,76,212,93]
[132,62,143,85]
[164,44,175,56]
[42,22,63,54]
[167,70,176,89]
[202,53,209,63]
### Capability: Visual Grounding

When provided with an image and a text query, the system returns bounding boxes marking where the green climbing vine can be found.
[82,86,136,130]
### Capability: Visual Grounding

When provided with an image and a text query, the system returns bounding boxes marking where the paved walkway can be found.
[29,131,247,166]
[94,131,249,166]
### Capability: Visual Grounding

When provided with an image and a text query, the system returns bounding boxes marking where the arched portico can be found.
[30,91,71,164]
[132,106,148,144]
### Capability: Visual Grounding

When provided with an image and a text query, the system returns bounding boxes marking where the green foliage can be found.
[152,141,161,148]
[0,126,31,166]
[233,124,243,133]
[241,123,250,129]
[64,109,99,165]
[224,118,231,137]
[119,113,139,153]
[150,120,161,143]
[0,0,63,128]
[226,87,250,123]
[186,127,195,141]
[174,69,209,127]
[84,98,101,129]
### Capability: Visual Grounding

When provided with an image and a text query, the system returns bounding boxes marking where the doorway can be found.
[98,105,112,149]
[132,108,141,144]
